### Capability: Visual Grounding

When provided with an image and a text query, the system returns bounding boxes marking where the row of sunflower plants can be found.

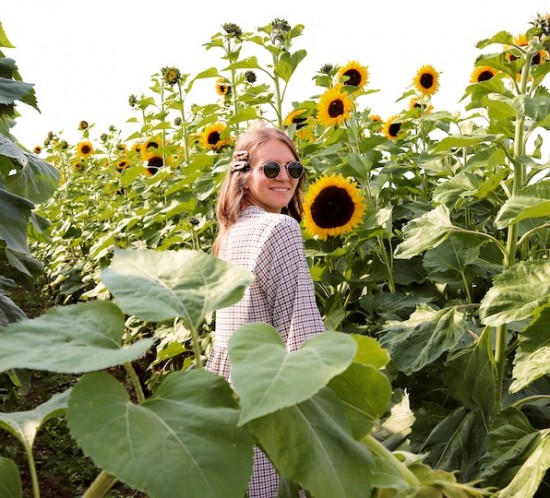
[0,13,548,497]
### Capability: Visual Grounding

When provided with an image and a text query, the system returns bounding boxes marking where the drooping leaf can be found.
[101,248,254,328]
[380,304,469,375]
[420,407,487,481]
[444,326,498,416]
[228,324,356,425]
[0,457,21,498]
[5,152,60,204]
[510,307,550,393]
[0,301,153,373]
[248,388,375,498]
[431,133,498,153]
[394,205,454,259]
[68,370,253,498]
[479,259,550,327]
[0,187,33,254]
[480,407,547,494]
[0,389,70,448]
[0,135,26,167]
[0,291,26,327]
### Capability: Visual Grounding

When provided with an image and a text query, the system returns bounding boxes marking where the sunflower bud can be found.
[222,22,243,38]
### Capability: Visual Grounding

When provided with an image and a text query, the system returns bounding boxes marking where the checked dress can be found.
[206,205,325,498]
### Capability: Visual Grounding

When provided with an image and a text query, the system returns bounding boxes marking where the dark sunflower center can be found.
[478,70,494,82]
[344,69,361,86]
[81,145,91,154]
[420,73,434,89]
[148,156,164,168]
[389,122,402,137]
[292,116,308,129]
[328,99,344,118]
[310,186,355,229]
[533,52,542,65]
[208,132,221,145]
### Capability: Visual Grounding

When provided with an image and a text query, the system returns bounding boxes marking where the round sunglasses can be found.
[261,160,304,179]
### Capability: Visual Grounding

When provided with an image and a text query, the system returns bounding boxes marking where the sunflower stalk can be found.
[82,470,118,498]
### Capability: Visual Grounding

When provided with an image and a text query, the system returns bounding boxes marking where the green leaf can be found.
[274,49,307,83]
[0,291,26,327]
[480,407,548,495]
[101,248,254,328]
[0,389,70,448]
[480,259,550,327]
[431,133,498,153]
[0,76,34,106]
[0,457,21,498]
[0,22,16,49]
[351,334,390,369]
[0,301,153,373]
[510,307,550,393]
[423,232,484,273]
[420,407,487,480]
[0,187,33,254]
[380,305,469,375]
[444,326,498,416]
[5,153,60,204]
[0,135,26,167]
[248,388,374,498]
[329,362,392,438]
[228,324,356,425]
[394,205,454,259]
[494,180,550,228]
[68,370,253,498]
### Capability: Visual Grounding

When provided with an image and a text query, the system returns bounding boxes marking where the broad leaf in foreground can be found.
[228,324,356,424]
[101,248,254,328]
[68,370,253,498]
[248,388,375,498]
[0,457,21,498]
[0,300,153,373]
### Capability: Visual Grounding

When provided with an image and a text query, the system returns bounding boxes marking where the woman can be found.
[207,122,325,497]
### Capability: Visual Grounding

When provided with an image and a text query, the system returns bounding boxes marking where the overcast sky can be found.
[3,1,550,148]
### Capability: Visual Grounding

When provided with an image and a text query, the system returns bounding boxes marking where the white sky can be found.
[3,1,550,148]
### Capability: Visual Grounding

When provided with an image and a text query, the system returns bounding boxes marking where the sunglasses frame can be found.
[261,160,304,179]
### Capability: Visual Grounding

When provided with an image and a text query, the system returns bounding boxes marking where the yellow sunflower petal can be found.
[413,65,440,97]
[337,60,369,89]
[316,84,353,127]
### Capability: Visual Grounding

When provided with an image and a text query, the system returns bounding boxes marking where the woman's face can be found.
[244,139,300,213]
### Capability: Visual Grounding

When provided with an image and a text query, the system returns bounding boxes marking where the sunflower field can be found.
[1,11,550,498]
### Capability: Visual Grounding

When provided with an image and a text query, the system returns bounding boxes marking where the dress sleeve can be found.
[255,217,325,351]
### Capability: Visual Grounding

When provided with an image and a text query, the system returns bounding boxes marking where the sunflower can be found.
[337,60,369,89]
[76,141,93,158]
[141,136,162,160]
[470,66,499,83]
[200,122,232,151]
[409,97,433,115]
[215,77,231,96]
[72,159,85,171]
[115,157,130,171]
[413,65,440,96]
[382,115,403,140]
[317,84,353,127]
[144,154,164,176]
[33,145,42,154]
[284,108,308,129]
[303,173,365,240]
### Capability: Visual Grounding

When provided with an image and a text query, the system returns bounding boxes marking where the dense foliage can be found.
[0,13,549,498]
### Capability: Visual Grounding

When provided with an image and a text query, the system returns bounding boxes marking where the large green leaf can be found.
[431,133,498,153]
[101,248,254,328]
[329,362,392,439]
[248,388,375,498]
[480,407,548,495]
[444,326,498,416]
[510,307,550,393]
[0,301,153,373]
[379,304,469,375]
[394,205,454,259]
[0,135,26,167]
[228,324,356,425]
[0,76,34,106]
[494,180,550,228]
[5,152,60,204]
[0,187,33,254]
[0,457,21,498]
[419,407,487,481]
[479,259,550,327]
[68,370,253,498]
[0,389,70,448]
[0,291,26,327]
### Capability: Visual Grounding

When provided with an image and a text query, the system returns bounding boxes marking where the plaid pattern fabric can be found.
[206,206,325,498]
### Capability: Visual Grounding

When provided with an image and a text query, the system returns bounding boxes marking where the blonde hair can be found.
[212,123,305,255]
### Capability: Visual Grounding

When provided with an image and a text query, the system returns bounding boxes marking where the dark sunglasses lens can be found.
[287,161,303,179]
[263,161,280,179]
